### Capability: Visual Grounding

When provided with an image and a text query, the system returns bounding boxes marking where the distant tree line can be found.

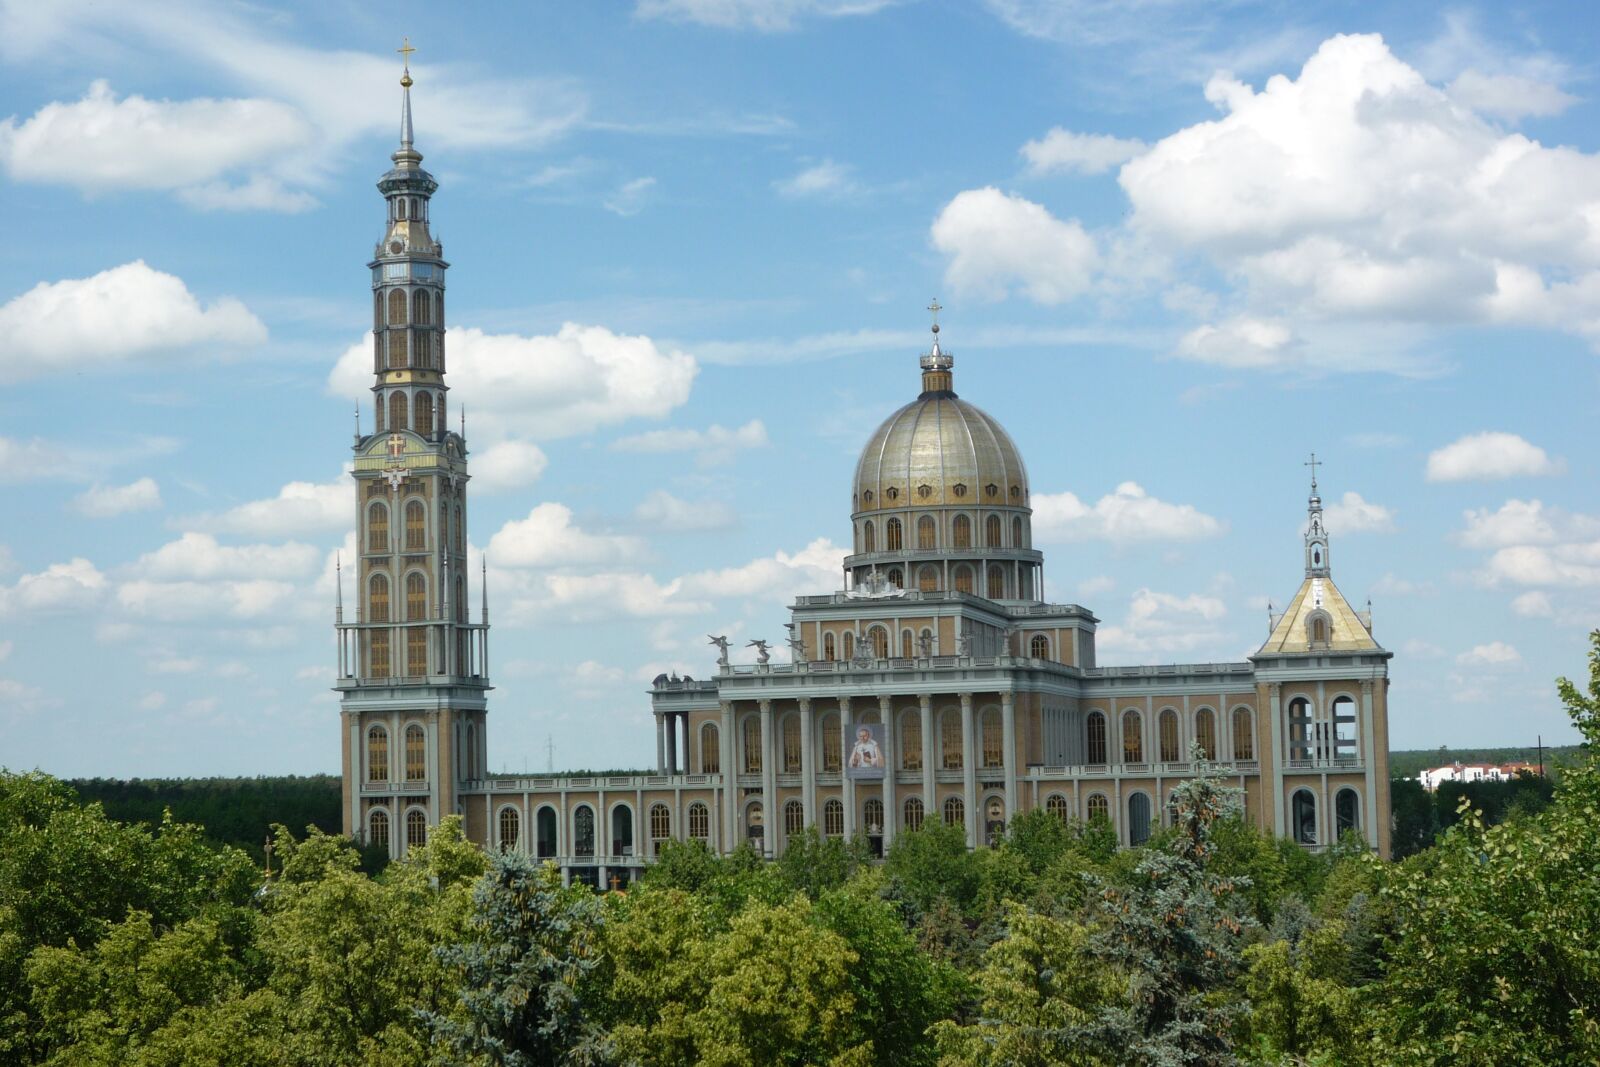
[1386,744,1579,781]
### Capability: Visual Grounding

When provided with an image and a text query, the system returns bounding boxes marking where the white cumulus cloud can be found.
[1426,432,1563,483]
[1021,128,1146,175]
[486,503,644,569]
[1457,641,1521,666]
[131,532,320,581]
[774,159,857,198]
[611,419,767,466]
[188,478,351,537]
[931,187,1098,304]
[635,490,738,532]
[1321,491,1394,534]
[681,537,845,603]
[1033,482,1224,542]
[1095,588,1232,663]
[0,558,107,614]
[1446,69,1576,122]
[470,441,550,493]
[634,0,895,31]
[1176,317,1297,369]
[69,478,161,518]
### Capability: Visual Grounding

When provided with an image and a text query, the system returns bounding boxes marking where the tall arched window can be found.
[821,712,842,771]
[435,292,444,331]
[824,633,836,661]
[1030,634,1049,660]
[1232,707,1255,760]
[650,804,671,853]
[783,714,802,772]
[412,288,431,324]
[981,708,1003,768]
[886,518,903,551]
[953,565,973,594]
[987,565,1005,599]
[887,568,903,589]
[863,798,885,835]
[574,806,595,857]
[389,390,408,429]
[368,502,389,552]
[1159,709,1180,762]
[405,724,425,781]
[902,630,914,659]
[953,514,972,547]
[903,796,924,832]
[369,574,390,622]
[405,500,426,551]
[1129,793,1152,846]
[1288,698,1314,761]
[1045,793,1069,824]
[784,799,804,838]
[742,716,761,774]
[406,573,426,620]
[986,514,1002,546]
[367,725,389,781]
[368,631,389,676]
[1335,789,1360,836]
[1194,708,1216,760]
[823,799,844,837]
[917,515,936,549]
[901,711,922,769]
[368,808,389,848]
[1086,793,1109,824]
[1332,696,1358,758]
[498,807,520,852]
[1292,789,1317,845]
[453,505,463,551]
[940,709,962,769]
[869,626,889,659]
[536,807,557,857]
[1012,516,1023,548]
[688,802,709,840]
[700,722,720,773]
[1086,711,1107,765]
[611,805,633,857]
[388,288,406,324]
[1122,710,1143,763]
[863,521,875,552]
[918,566,938,593]
[414,392,434,436]
[943,796,964,827]
[405,809,427,851]
[842,631,854,660]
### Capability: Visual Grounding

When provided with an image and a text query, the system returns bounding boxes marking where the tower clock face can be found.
[389,240,404,255]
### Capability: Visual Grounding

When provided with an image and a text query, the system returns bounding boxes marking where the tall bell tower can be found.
[337,42,492,857]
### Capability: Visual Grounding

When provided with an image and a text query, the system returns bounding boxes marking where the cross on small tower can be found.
[1304,451,1321,490]
[927,297,942,333]
[397,37,416,72]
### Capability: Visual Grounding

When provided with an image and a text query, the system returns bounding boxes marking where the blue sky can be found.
[2,0,1597,777]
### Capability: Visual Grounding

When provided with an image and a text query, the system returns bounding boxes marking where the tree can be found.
[883,822,983,916]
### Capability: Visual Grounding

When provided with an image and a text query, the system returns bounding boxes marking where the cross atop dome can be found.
[919,297,954,393]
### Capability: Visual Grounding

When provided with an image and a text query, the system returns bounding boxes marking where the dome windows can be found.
[985,483,998,498]
[886,486,899,500]
[952,482,967,497]
[917,483,932,499]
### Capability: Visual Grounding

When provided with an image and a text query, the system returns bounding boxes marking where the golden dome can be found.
[853,393,1029,513]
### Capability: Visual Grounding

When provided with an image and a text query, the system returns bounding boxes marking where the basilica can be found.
[339,62,1394,885]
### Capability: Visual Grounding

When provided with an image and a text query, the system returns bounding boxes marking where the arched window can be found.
[869,626,888,659]
[405,500,426,551]
[389,390,408,429]
[574,806,595,857]
[368,502,389,552]
[824,633,836,661]
[367,725,389,781]
[981,708,1003,768]
[1332,696,1358,758]
[1086,711,1107,765]
[901,711,922,769]
[498,807,520,852]
[821,712,842,771]
[368,573,390,622]
[903,796,924,832]
[435,292,444,330]
[1336,789,1360,836]
[388,288,406,324]
[987,565,1005,599]
[842,631,854,660]
[940,709,962,769]
[1159,709,1180,762]
[1195,708,1216,760]
[1288,698,1314,761]
[886,518,903,551]
[953,565,973,594]
[742,716,761,774]
[611,805,633,857]
[1122,710,1143,763]
[783,799,804,838]
[783,714,802,772]
[953,514,972,548]
[650,804,671,853]
[453,504,463,552]
[406,572,426,620]
[414,392,434,436]
[887,568,903,589]
[1012,516,1023,548]
[465,724,475,780]
[863,797,885,836]
[374,291,384,330]
[406,809,427,851]
[943,796,964,827]
[917,515,936,550]
[1292,789,1317,845]
[1232,707,1255,760]
[368,808,389,848]
[863,521,875,552]
[986,514,1002,546]
[1129,793,1152,846]
[1308,612,1330,648]
[700,722,720,773]
[1045,793,1069,824]
[902,630,914,659]
[1031,634,1049,660]
[536,806,557,857]
[397,198,407,220]
[412,288,431,325]
[405,724,425,781]
[823,799,844,837]
[918,566,938,593]
[688,802,709,840]
[1086,793,1110,824]
[368,631,390,676]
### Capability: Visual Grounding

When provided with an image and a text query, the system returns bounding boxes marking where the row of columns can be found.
[655,710,693,774]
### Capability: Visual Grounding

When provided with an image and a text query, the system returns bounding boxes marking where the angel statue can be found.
[956,630,972,657]
[918,631,935,658]
[708,634,731,667]
[747,638,772,665]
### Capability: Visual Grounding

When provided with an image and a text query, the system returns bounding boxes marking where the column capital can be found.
[839,695,852,716]
[1000,691,1014,708]
[796,696,812,712]
[878,694,893,713]
[719,700,734,715]
[919,692,933,711]
[1268,682,1282,698]
[1360,679,1374,697]
[959,692,974,710]
[758,698,772,713]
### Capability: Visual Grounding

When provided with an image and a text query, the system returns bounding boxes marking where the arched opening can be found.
[414,392,434,436]
[987,565,1005,599]
[869,626,889,659]
[985,514,1002,546]
[940,709,962,769]
[823,799,844,837]
[917,515,936,549]
[388,390,408,430]
[404,724,425,781]
[1086,793,1109,825]
[368,631,389,676]
[953,565,973,594]
[886,518,903,551]
[405,809,427,852]
[918,566,938,593]
[741,715,761,774]
[1232,707,1255,760]
[406,572,427,619]
[574,805,595,857]
[953,514,972,547]
[887,567,903,589]
[1333,696,1358,759]
[1292,789,1317,845]
[498,807,520,852]
[821,712,841,771]
[649,803,671,854]
[1012,516,1023,547]
[824,632,836,661]
[903,796,924,832]
[687,802,709,840]
[1195,708,1216,761]
[1030,634,1049,659]
[863,520,875,552]
[412,288,431,325]
[1159,708,1180,762]
[842,631,854,659]
[783,714,802,772]
[1128,792,1152,846]
[943,795,964,827]
[367,725,388,782]
[863,797,885,842]
[900,710,922,769]
[405,500,426,551]
[700,722,720,773]
[611,805,634,857]
[367,502,389,552]
[984,796,1005,844]
[368,808,389,849]
[981,708,1003,768]
[1288,697,1314,761]
[368,573,390,622]
[388,288,406,324]
[1336,788,1360,836]
[536,806,557,857]
[1045,793,1069,824]
[901,629,914,659]
[1086,711,1107,765]
[1122,709,1143,763]
[784,799,804,838]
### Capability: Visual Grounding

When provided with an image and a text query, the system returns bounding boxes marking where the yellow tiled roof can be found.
[1258,574,1380,655]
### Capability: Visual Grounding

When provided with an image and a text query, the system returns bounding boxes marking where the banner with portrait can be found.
[845,722,887,780]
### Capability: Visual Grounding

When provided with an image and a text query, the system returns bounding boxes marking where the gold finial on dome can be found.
[398,37,416,87]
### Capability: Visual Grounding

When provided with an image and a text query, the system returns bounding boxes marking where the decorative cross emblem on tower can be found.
[387,433,406,459]
[397,37,416,71]
[1304,451,1321,489]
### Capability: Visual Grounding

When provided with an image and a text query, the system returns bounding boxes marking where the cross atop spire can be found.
[919,297,954,394]
[927,297,943,335]
[398,37,416,76]
[395,38,419,161]
[1304,451,1321,492]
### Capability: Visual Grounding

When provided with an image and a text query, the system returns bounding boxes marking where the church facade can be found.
[340,67,1394,885]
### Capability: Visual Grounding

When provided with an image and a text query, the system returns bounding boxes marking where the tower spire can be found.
[919,297,955,398]
[1303,452,1330,577]
[393,38,422,168]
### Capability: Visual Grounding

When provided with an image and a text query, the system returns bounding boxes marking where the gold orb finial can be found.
[398,37,416,86]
